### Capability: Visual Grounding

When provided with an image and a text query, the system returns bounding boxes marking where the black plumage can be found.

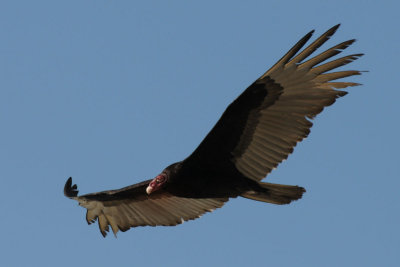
[64,24,362,237]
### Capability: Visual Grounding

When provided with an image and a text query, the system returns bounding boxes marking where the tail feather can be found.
[241,182,305,205]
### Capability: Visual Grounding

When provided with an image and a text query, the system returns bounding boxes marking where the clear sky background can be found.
[1,1,398,266]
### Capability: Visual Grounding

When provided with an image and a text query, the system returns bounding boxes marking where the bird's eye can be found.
[156,178,161,182]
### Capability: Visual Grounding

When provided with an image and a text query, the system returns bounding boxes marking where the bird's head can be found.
[146,173,167,194]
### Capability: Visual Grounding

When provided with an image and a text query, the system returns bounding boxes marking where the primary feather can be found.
[64,25,362,237]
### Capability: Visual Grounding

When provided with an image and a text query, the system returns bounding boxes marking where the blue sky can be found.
[1,1,398,266]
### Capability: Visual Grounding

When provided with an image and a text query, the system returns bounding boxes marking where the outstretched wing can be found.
[186,24,362,181]
[64,178,227,237]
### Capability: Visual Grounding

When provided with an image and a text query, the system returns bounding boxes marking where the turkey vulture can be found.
[64,24,362,237]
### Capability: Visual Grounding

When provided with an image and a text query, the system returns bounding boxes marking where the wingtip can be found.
[307,23,341,43]
[99,230,117,238]
[101,231,107,238]
[327,24,341,36]
[325,24,341,39]
[64,177,79,198]
[306,29,315,38]
[333,23,341,30]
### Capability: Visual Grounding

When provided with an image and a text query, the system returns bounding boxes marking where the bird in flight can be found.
[64,24,362,237]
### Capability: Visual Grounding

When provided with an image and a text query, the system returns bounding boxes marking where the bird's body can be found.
[64,24,362,237]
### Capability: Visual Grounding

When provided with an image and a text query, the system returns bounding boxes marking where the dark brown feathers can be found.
[64,177,78,198]
[64,25,362,237]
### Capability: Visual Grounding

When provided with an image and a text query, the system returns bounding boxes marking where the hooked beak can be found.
[146,185,154,195]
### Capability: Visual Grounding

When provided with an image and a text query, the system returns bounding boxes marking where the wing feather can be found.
[233,25,362,181]
[284,24,341,67]
[311,54,363,74]
[64,178,227,237]
[65,25,363,236]
[186,25,362,182]
[298,40,356,70]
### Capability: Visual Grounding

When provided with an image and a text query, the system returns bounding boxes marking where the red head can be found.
[146,173,167,194]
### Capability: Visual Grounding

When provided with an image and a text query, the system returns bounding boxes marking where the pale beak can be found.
[146,185,153,195]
